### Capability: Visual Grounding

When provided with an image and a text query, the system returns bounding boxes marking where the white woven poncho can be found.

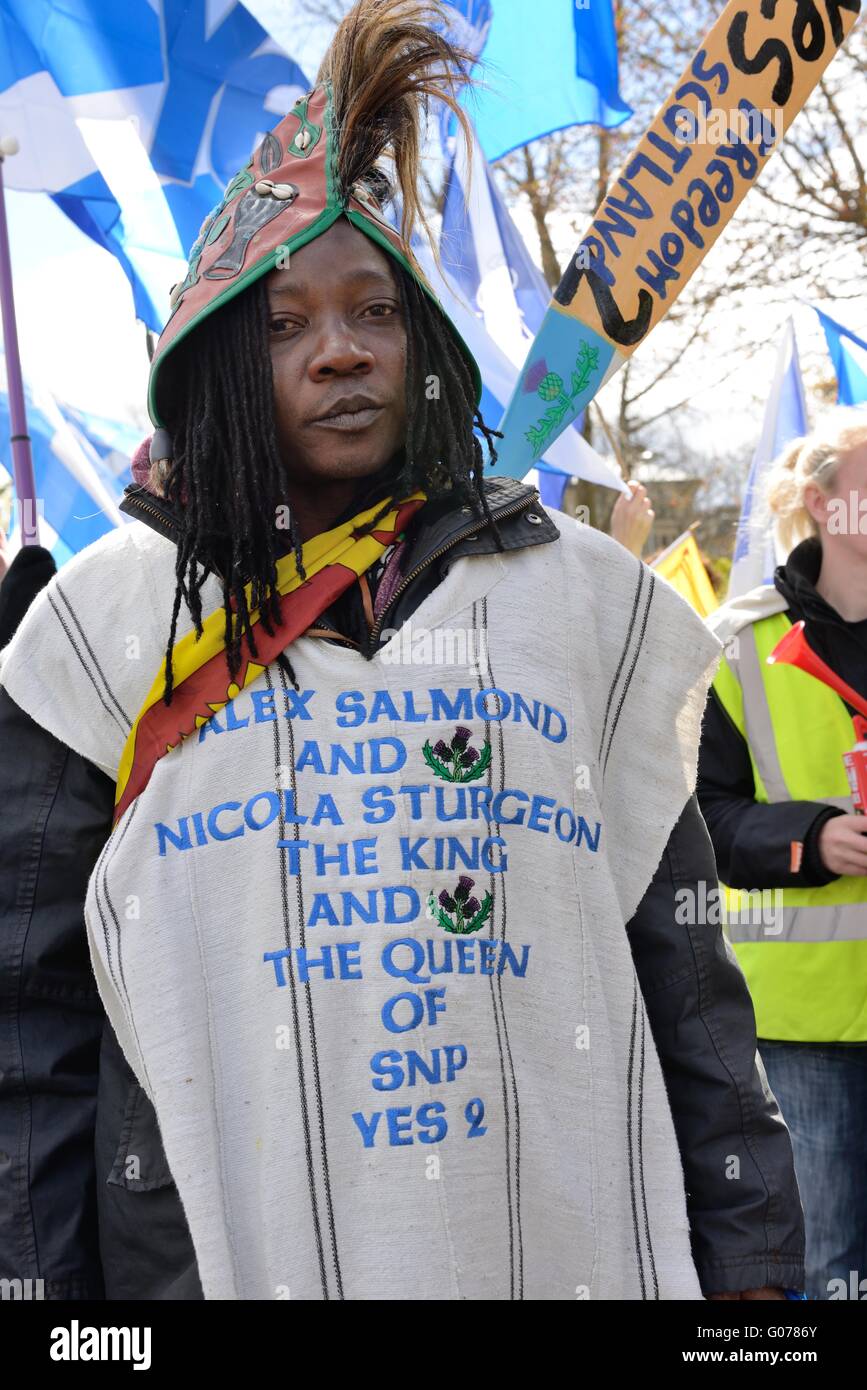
[1,509,721,1299]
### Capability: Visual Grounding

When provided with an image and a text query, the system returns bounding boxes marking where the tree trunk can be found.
[522,146,562,288]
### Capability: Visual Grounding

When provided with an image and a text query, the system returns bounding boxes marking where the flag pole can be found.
[0,136,39,547]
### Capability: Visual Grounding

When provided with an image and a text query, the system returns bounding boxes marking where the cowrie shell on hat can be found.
[254,179,298,200]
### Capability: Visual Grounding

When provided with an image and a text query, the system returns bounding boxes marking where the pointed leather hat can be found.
[147,3,482,428]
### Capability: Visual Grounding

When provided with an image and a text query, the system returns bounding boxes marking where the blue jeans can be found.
[759,1041,867,1300]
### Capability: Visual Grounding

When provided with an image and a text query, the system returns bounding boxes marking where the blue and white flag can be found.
[1,358,130,566]
[534,466,570,511]
[813,306,867,407]
[440,112,625,492]
[60,405,144,479]
[727,318,808,600]
[442,121,548,343]
[0,0,309,329]
[440,0,631,162]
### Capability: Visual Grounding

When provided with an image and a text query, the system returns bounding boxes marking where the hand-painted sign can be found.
[495,0,861,477]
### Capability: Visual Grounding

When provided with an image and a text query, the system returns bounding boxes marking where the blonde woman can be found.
[698,409,867,1300]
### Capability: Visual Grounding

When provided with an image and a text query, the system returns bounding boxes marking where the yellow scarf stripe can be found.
[115,490,425,807]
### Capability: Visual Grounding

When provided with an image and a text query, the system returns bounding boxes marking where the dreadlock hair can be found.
[157,254,505,706]
[155,0,506,704]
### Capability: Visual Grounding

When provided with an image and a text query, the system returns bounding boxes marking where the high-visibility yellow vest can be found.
[712,612,867,1042]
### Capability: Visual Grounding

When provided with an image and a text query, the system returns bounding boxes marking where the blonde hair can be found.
[765,409,867,552]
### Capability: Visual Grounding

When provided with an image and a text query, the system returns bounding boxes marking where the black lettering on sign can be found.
[727,9,794,106]
[822,0,860,46]
[553,264,653,348]
[792,0,827,59]
[727,0,861,107]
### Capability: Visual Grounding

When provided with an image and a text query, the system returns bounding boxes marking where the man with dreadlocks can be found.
[0,0,802,1301]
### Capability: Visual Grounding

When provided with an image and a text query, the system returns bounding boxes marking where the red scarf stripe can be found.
[113,496,425,824]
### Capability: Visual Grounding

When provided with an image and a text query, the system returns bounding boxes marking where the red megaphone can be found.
[768,620,867,813]
[767,621,867,735]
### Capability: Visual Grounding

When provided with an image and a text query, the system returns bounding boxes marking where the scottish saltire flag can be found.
[0,0,309,328]
[1,360,130,566]
[440,122,625,492]
[814,307,867,406]
[440,0,631,160]
[442,123,548,343]
[535,467,570,510]
[727,318,808,601]
[61,405,143,479]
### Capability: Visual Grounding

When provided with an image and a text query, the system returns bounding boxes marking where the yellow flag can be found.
[652,530,719,618]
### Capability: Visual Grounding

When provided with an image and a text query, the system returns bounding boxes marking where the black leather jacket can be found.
[698,537,867,893]
[0,477,804,1299]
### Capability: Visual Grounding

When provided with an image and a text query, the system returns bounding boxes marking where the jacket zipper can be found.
[367,491,540,647]
[121,488,181,537]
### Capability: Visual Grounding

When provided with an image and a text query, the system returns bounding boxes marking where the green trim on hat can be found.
[147,204,344,426]
[343,206,483,408]
[148,84,343,426]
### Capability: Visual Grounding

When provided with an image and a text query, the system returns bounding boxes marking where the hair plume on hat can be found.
[318,0,476,263]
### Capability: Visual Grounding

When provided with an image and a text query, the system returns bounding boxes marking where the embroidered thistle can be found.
[524,340,599,460]
[422,725,492,782]
[428,876,493,935]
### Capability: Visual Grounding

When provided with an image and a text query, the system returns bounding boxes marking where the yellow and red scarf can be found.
[113,490,426,825]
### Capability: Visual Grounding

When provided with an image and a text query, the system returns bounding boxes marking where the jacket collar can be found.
[118,474,561,576]
[774,537,844,631]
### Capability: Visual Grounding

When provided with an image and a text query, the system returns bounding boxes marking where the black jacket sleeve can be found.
[696,688,844,889]
[0,546,57,648]
[0,686,114,1299]
[626,794,805,1295]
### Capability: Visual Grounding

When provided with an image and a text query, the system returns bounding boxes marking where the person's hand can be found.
[609,480,654,558]
[706,1288,787,1300]
[0,526,10,582]
[818,814,867,877]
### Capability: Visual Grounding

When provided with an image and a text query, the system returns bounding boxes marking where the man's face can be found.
[265,218,408,488]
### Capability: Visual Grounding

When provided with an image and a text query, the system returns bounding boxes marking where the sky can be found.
[1,0,325,436]
[1,0,865,484]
